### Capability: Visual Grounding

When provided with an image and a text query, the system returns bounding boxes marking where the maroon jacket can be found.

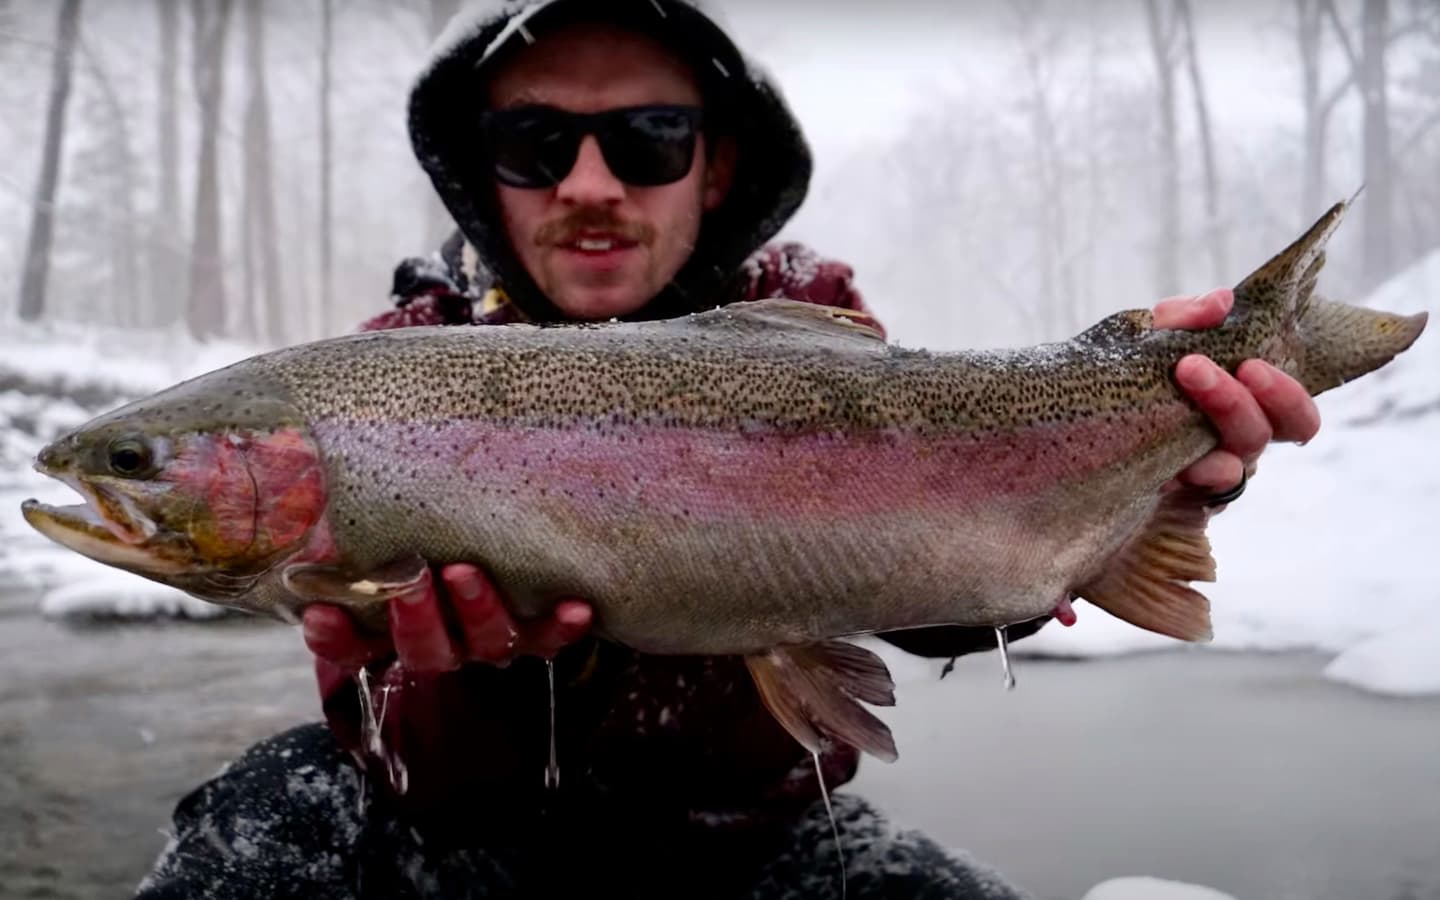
[317,239,1045,866]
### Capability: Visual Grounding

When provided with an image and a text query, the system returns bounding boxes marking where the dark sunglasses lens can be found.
[601,108,699,186]
[485,110,578,188]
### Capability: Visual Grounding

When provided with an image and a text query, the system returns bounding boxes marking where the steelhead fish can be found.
[20,200,1428,762]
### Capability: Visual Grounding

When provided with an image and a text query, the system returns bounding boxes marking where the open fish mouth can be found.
[20,492,188,577]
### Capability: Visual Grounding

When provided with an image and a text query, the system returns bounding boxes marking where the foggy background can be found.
[2,0,1437,348]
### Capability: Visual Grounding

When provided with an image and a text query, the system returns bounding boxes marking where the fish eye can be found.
[107,438,154,477]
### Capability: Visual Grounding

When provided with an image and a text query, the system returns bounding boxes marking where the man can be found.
[135,2,1320,898]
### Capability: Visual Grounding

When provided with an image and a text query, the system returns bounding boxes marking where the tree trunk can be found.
[1176,0,1225,282]
[1298,0,1326,214]
[318,0,334,336]
[185,0,234,339]
[243,0,283,346]
[1143,0,1180,298]
[79,38,140,327]
[17,0,82,322]
[1360,0,1393,286]
[153,0,182,329]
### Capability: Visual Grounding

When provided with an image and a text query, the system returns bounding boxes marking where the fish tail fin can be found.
[1290,299,1429,398]
[1232,197,1428,397]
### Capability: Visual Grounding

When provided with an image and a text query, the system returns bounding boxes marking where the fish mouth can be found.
[21,490,189,577]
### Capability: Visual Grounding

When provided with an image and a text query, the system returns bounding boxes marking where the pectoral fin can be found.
[281,554,430,604]
[1076,488,1216,641]
[745,640,899,763]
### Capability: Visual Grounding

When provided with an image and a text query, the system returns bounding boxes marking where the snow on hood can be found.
[408,0,813,322]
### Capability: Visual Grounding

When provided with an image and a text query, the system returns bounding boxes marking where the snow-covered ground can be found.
[2,249,1437,695]
[0,319,264,619]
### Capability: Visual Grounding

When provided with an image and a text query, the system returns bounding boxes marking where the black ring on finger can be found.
[1205,470,1247,507]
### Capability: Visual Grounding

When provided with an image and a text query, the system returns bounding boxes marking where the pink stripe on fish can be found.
[326,402,1193,522]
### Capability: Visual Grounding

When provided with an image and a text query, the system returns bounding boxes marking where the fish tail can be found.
[1232,198,1428,396]
[1289,299,1428,398]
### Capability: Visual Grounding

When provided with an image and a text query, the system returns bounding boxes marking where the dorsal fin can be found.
[1075,309,1155,345]
[684,299,888,347]
[1232,198,1350,326]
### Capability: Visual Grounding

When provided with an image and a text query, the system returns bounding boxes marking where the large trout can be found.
[20,201,1428,762]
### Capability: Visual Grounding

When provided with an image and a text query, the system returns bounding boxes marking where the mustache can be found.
[535,209,654,247]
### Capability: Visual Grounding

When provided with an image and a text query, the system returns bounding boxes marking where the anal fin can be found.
[745,639,899,764]
[1076,489,1217,642]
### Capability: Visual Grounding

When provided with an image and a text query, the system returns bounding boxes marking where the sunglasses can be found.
[478,104,705,189]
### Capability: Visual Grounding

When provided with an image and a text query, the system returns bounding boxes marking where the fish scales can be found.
[238,323,1201,645]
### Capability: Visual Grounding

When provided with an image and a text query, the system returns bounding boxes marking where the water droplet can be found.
[995,626,1016,690]
[545,659,560,790]
[812,750,847,900]
[356,667,410,795]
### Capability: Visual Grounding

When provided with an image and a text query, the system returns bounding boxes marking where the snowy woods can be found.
[1,0,1438,350]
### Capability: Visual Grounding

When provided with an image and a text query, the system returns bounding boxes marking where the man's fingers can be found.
[1176,449,1246,493]
[1236,359,1321,444]
[445,564,521,664]
[519,600,594,658]
[302,604,393,671]
[1175,355,1273,461]
[1152,287,1233,331]
[388,567,462,673]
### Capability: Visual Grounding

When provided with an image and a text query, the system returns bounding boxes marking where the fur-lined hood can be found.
[407,0,814,322]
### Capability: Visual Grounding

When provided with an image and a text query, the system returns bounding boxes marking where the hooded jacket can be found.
[322,0,1049,882]
[389,0,815,325]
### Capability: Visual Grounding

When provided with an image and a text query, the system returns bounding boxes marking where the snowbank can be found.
[1322,617,1440,698]
[1081,877,1237,900]
[0,320,265,619]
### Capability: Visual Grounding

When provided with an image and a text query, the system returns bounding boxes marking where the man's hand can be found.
[1153,287,1322,497]
[302,564,593,674]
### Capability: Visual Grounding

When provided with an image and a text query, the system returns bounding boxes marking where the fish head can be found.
[21,380,326,602]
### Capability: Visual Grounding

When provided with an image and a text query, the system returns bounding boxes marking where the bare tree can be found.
[1296,0,1354,217]
[1176,0,1226,282]
[77,36,140,326]
[153,0,184,328]
[1358,0,1394,284]
[242,0,284,346]
[1015,2,1078,337]
[319,0,334,335]
[17,0,82,322]
[185,0,234,339]
[1143,0,1181,298]
[1322,0,1397,287]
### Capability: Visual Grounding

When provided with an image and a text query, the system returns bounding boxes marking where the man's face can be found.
[484,23,734,320]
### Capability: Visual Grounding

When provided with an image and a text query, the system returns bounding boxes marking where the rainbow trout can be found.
[20,201,1428,762]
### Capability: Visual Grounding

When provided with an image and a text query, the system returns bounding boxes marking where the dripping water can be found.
[996,625,1016,690]
[812,750,847,900]
[356,667,409,795]
[545,659,560,790]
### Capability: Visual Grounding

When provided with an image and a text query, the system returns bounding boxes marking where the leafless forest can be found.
[3,0,1438,351]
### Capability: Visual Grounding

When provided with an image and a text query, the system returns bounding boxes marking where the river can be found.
[1,590,1436,900]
